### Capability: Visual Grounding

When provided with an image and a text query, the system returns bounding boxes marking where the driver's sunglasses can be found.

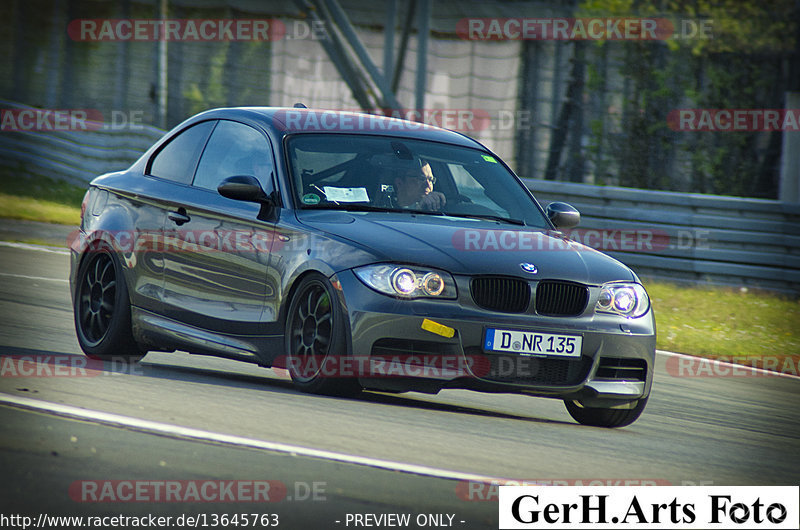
[406,174,436,184]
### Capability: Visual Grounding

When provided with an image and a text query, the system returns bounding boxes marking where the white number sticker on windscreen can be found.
[322,187,370,202]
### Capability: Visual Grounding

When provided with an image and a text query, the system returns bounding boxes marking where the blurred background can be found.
[1,0,798,200]
[0,0,798,346]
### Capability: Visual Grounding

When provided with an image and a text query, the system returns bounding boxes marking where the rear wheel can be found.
[74,248,143,362]
[564,397,648,428]
[285,274,361,396]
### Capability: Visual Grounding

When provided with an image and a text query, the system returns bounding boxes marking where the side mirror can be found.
[545,201,580,229]
[218,175,268,203]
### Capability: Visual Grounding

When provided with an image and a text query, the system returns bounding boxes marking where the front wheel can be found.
[564,397,648,428]
[74,248,143,362]
[285,274,361,396]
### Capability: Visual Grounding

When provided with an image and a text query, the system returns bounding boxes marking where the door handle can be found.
[168,209,190,225]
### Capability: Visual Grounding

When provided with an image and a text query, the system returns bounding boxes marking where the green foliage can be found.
[575,1,797,197]
[580,0,796,54]
[182,42,229,116]
[181,39,272,115]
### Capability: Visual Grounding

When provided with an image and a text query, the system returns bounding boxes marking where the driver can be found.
[393,162,446,211]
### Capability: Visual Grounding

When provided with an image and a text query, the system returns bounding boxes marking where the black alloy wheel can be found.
[74,247,143,362]
[285,274,360,396]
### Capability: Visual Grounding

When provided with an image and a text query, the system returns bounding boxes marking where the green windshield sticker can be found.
[302,193,321,205]
[482,155,497,163]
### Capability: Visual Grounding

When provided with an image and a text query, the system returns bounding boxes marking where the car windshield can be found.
[286,134,549,228]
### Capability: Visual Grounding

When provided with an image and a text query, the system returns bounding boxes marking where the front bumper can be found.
[335,269,656,403]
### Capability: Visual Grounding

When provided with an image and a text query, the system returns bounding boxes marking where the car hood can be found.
[297,211,636,284]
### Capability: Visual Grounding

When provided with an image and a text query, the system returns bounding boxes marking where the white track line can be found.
[657,350,800,380]
[0,392,509,484]
[0,241,70,255]
[0,271,68,283]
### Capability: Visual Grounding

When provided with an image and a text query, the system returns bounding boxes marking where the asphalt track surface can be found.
[1,243,798,529]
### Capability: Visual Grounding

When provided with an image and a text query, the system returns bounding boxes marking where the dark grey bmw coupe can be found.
[70,107,655,427]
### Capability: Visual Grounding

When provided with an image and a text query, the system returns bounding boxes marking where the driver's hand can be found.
[417,191,446,211]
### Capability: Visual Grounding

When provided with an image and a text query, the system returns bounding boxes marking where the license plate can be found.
[484,329,582,357]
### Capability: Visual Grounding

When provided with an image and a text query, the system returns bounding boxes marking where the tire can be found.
[74,247,143,362]
[284,274,361,396]
[564,397,648,428]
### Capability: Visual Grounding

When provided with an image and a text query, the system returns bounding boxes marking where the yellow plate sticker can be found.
[421,318,455,338]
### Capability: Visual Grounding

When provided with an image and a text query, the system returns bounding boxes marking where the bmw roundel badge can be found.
[520,263,538,274]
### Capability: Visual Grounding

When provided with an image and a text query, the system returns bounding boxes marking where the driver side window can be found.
[193,120,275,194]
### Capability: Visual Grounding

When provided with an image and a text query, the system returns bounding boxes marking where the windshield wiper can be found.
[403,208,447,217]
[444,213,526,226]
[308,204,404,213]
[306,204,449,216]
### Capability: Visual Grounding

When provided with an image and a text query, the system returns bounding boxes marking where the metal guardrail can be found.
[0,101,164,185]
[524,178,800,293]
[1,101,797,293]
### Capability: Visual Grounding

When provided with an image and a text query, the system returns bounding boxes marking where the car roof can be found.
[182,107,487,149]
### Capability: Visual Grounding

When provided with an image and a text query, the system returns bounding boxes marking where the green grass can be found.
[645,280,800,359]
[0,172,84,225]
[0,193,81,225]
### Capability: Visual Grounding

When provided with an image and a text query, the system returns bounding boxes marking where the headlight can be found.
[354,264,457,299]
[595,282,650,318]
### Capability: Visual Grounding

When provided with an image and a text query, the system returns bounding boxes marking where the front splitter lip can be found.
[356,369,649,402]
[583,380,646,398]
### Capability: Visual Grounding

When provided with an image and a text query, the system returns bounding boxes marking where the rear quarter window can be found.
[148,121,215,184]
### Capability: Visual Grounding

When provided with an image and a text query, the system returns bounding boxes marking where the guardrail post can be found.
[780,92,800,203]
